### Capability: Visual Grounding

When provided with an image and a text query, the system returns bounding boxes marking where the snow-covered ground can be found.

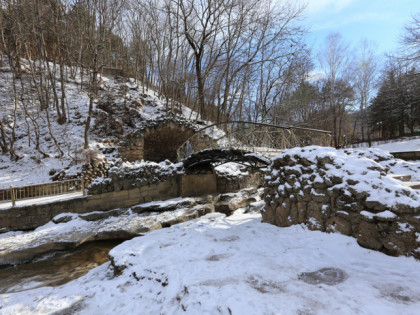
[349,136,420,152]
[344,147,420,182]
[0,64,90,188]
[1,209,419,314]
[375,137,420,152]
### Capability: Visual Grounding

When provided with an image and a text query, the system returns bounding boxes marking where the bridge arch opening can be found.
[143,123,195,162]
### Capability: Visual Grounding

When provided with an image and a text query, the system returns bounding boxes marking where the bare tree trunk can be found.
[44,54,63,121]
[0,121,10,154]
[46,107,64,156]
[22,41,47,111]
[195,58,206,119]
[84,54,98,149]
[59,57,67,123]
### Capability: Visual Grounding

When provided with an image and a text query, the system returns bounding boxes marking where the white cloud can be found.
[307,70,325,82]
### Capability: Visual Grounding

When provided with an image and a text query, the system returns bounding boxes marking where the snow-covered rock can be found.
[263,146,420,258]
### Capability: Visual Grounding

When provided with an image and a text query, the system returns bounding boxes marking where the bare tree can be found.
[319,32,353,147]
[217,0,306,122]
[165,0,306,120]
[353,39,378,142]
[399,12,420,67]
[171,0,226,119]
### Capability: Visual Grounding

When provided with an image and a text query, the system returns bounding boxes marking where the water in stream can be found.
[0,240,123,294]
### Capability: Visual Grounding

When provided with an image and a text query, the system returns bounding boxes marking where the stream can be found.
[0,240,123,294]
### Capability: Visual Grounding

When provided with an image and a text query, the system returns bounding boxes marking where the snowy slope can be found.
[0,62,90,188]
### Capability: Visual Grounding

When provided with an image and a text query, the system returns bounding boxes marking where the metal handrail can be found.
[0,178,85,206]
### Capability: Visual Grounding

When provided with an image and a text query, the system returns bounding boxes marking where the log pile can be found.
[81,160,111,187]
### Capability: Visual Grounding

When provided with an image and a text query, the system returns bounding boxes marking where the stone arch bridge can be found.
[177,121,332,166]
[118,119,331,165]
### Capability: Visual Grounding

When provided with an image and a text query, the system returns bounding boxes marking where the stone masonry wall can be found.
[87,160,183,195]
[217,172,264,193]
[118,135,145,162]
[262,147,420,258]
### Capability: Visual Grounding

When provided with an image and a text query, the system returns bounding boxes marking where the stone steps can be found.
[387,174,420,190]
[387,174,412,182]
[402,182,420,190]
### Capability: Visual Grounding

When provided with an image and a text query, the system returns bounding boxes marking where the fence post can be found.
[81,178,86,196]
[10,185,15,207]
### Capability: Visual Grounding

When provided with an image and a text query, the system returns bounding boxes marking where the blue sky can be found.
[303,0,420,57]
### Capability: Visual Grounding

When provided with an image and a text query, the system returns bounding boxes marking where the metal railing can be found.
[0,179,85,206]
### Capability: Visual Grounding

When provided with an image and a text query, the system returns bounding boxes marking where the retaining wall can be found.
[0,173,258,232]
[391,151,420,161]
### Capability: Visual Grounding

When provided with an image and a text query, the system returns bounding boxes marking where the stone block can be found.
[307,201,325,231]
[214,201,234,215]
[86,198,108,210]
[297,202,307,223]
[326,216,352,236]
[143,195,153,203]
[355,221,382,250]
[289,202,299,224]
[128,188,141,199]
[306,217,323,231]
[391,203,417,215]
[122,199,138,207]
[363,200,387,213]
[406,215,420,231]
[313,181,327,189]
[181,174,217,197]
[87,194,102,201]
[274,205,290,227]
[382,223,417,256]
[311,191,329,203]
